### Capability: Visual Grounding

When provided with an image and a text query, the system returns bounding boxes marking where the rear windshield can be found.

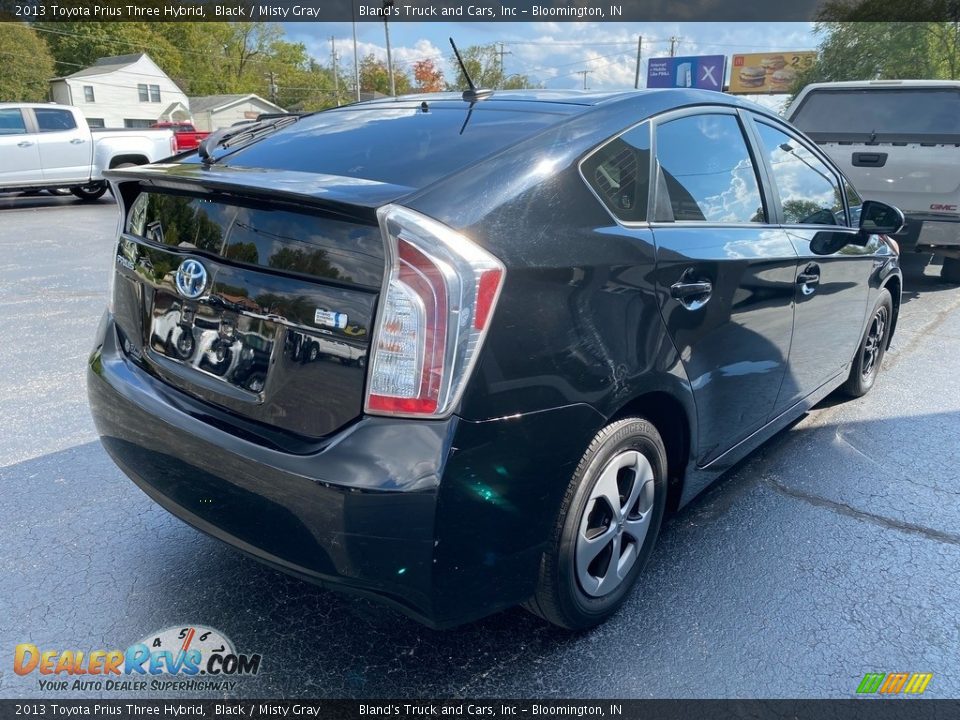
[791,88,960,141]
[208,104,570,189]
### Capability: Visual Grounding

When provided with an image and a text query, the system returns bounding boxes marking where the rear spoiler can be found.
[104,163,416,222]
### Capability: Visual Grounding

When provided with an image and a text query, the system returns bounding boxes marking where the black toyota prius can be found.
[88,89,903,629]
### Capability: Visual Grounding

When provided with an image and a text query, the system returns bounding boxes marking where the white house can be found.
[188,94,286,132]
[49,53,190,129]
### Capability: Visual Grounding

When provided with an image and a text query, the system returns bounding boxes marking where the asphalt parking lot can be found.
[1,195,959,699]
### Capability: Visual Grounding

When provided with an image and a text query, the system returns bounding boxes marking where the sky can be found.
[285,21,819,112]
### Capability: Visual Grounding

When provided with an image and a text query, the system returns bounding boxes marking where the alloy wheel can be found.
[575,450,656,598]
[861,306,888,379]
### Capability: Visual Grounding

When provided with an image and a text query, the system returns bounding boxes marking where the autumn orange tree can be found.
[413,58,444,92]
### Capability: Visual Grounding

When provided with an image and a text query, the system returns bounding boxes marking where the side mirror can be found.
[811,230,860,255]
[859,200,905,235]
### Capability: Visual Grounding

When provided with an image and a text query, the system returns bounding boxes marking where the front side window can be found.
[581,122,651,223]
[34,108,77,132]
[83,85,95,103]
[138,84,149,102]
[149,85,161,103]
[654,113,765,224]
[0,108,27,135]
[754,121,845,226]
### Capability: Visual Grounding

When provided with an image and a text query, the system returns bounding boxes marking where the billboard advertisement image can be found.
[647,55,726,91]
[728,51,817,94]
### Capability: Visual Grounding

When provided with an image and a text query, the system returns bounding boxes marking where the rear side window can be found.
[654,113,765,224]
[0,108,27,135]
[791,88,960,140]
[581,123,650,223]
[34,108,77,132]
[754,122,845,226]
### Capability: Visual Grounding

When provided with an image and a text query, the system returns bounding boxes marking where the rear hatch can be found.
[110,168,396,440]
[788,86,960,214]
[107,100,576,441]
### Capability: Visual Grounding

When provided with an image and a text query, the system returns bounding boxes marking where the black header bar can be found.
[1,0,958,22]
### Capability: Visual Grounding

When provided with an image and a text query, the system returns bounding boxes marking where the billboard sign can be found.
[646,55,726,92]
[728,51,817,94]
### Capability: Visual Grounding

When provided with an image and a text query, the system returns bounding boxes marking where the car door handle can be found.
[797,265,821,295]
[670,275,713,310]
[671,281,713,299]
[70,138,86,144]
[17,141,33,148]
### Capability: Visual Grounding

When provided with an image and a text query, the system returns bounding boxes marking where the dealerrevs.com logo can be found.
[14,625,262,693]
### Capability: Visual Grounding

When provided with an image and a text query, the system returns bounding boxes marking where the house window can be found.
[138,84,148,102]
[83,85,95,103]
[149,85,161,103]
[124,119,154,129]
[86,118,105,128]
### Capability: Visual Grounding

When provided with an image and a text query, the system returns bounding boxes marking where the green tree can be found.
[0,23,55,101]
[790,15,960,97]
[445,44,539,91]
[359,54,411,95]
[37,21,183,79]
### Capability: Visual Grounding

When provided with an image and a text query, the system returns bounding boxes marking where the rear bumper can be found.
[899,213,960,252]
[88,314,603,627]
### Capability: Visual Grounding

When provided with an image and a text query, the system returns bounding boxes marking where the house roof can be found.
[65,53,149,79]
[188,93,285,115]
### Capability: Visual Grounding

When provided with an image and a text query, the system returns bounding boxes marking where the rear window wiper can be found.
[198,115,302,165]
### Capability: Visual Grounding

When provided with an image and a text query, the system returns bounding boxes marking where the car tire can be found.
[524,417,667,630]
[71,183,107,201]
[942,257,960,284]
[840,288,893,398]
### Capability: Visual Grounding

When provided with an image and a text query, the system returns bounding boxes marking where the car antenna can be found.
[450,37,494,103]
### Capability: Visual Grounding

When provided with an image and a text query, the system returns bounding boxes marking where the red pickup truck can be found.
[151,122,210,153]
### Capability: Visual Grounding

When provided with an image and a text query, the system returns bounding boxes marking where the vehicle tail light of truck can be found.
[366,205,505,419]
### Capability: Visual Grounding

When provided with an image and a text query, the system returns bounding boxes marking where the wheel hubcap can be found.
[862,306,888,379]
[575,450,656,598]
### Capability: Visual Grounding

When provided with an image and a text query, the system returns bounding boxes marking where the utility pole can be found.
[576,70,592,90]
[330,36,340,106]
[351,0,360,102]
[266,71,278,104]
[634,35,643,89]
[497,42,512,88]
[383,0,395,96]
[669,36,679,57]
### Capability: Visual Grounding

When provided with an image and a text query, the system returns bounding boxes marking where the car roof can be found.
[0,102,76,109]
[352,88,771,113]
[356,89,638,108]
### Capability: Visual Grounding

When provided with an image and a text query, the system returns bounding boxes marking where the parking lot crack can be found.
[762,477,960,547]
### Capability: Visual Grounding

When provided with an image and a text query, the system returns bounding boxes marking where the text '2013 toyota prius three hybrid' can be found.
[88,89,904,629]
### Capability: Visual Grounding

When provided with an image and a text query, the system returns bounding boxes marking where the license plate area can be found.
[150,291,276,398]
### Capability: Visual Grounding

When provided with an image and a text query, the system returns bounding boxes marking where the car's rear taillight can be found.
[365,205,505,419]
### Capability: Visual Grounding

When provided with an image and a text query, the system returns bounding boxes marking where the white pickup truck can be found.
[0,103,175,201]
[787,80,960,283]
